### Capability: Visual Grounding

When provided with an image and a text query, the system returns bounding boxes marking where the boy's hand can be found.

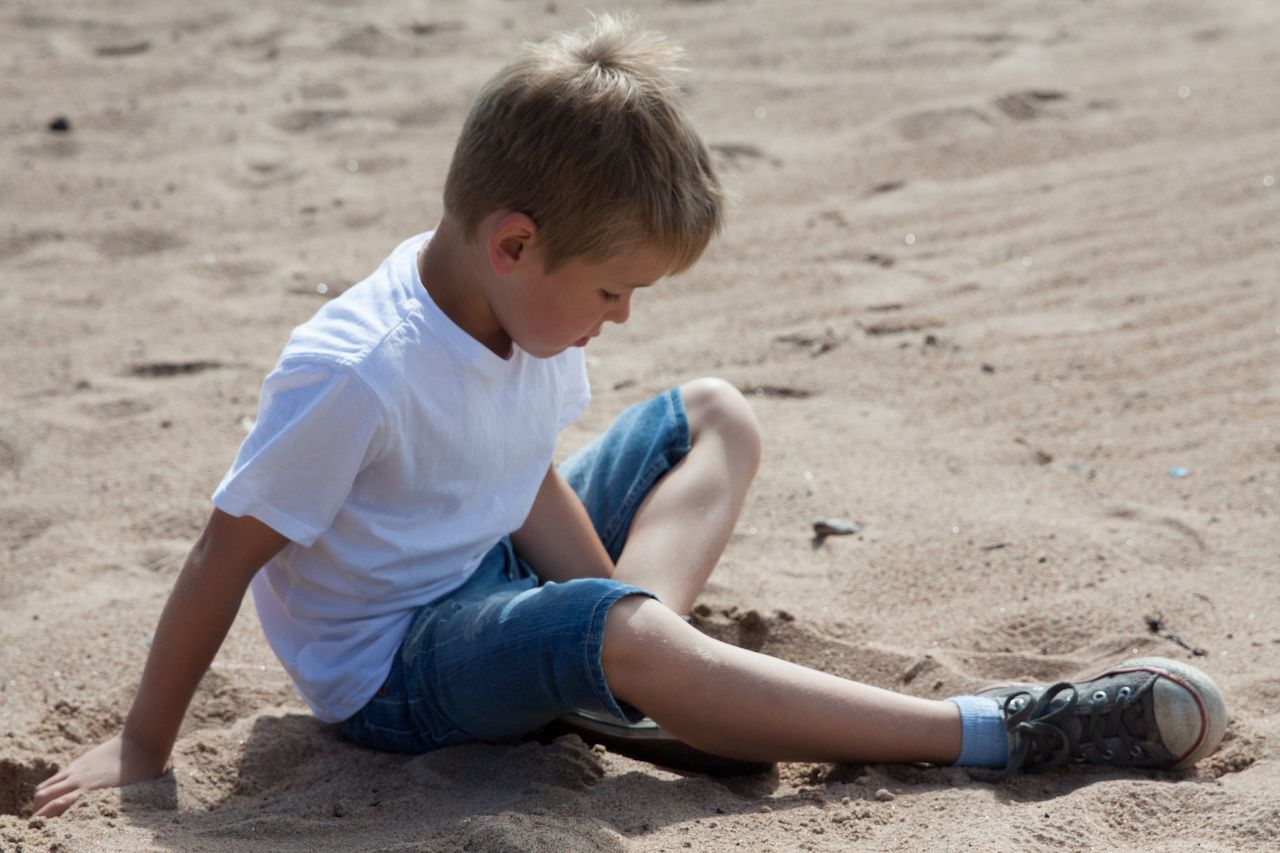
[31,732,166,817]
[31,509,288,819]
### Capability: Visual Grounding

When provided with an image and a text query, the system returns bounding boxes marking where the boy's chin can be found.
[521,342,573,359]
[522,337,590,358]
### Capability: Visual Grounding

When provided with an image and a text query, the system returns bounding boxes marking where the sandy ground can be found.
[2,0,1278,850]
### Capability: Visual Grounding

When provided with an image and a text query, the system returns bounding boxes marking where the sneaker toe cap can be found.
[1127,657,1228,768]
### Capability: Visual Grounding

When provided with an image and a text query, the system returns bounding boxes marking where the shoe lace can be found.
[974,681,1147,782]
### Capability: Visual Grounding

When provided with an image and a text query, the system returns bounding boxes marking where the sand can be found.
[2,0,1278,850]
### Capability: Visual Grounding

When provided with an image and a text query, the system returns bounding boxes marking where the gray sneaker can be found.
[973,656,1227,781]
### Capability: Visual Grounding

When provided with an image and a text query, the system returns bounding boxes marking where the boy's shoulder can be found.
[280,233,429,374]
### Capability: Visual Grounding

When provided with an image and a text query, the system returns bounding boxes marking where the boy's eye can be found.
[600,289,622,302]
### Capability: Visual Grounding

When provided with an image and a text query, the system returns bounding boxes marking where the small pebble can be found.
[812,517,861,537]
[874,788,894,802]
[1170,466,1190,478]
[48,116,71,133]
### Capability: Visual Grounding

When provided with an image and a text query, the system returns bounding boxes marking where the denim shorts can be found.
[337,387,692,754]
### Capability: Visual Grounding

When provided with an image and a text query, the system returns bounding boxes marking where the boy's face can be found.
[494,243,671,358]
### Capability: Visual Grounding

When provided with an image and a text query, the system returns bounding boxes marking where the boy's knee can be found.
[680,377,763,468]
[601,595,692,692]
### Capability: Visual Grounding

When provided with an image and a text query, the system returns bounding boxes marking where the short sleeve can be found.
[558,346,591,428]
[212,359,386,546]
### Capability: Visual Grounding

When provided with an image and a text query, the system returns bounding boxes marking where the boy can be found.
[33,15,1225,818]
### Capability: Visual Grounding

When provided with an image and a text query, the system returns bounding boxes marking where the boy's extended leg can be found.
[601,597,1229,772]
[609,377,761,614]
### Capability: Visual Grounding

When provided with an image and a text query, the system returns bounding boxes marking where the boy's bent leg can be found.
[353,575,659,750]
[601,597,963,765]
[610,378,761,613]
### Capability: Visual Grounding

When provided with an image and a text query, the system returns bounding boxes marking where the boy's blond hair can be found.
[443,14,722,274]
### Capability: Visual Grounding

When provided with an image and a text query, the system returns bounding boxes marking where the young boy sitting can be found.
[33,14,1226,818]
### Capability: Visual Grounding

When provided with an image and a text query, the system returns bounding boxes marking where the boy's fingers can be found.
[32,779,75,809]
[33,789,80,818]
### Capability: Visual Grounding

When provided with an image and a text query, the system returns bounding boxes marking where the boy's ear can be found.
[488,212,539,276]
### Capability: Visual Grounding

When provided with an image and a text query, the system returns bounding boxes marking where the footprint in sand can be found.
[735,384,817,400]
[271,108,352,134]
[1104,505,1207,552]
[993,89,1068,121]
[863,318,941,336]
[221,21,286,61]
[975,613,1100,658]
[895,106,994,142]
[328,24,419,59]
[708,142,782,171]
[128,360,225,378]
[93,227,187,259]
[0,507,55,551]
[0,229,66,262]
[93,39,150,58]
[79,396,154,420]
[228,139,304,189]
[407,20,466,38]
[0,433,25,477]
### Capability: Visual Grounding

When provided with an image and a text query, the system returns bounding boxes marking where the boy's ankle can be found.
[946,695,1008,768]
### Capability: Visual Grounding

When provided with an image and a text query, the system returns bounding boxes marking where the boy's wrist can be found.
[119,718,175,770]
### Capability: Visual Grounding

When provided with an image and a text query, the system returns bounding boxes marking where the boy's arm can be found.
[32,509,288,818]
[510,464,614,583]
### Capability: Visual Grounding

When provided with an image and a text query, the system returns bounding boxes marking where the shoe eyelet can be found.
[1092,690,1107,702]
[1101,749,1113,759]
[1118,686,1132,700]
[1129,746,1143,757]
[1073,753,1086,762]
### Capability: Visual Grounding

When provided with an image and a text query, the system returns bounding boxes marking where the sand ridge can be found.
[2,0,1278,850]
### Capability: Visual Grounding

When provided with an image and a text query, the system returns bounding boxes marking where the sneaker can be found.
[972,656,1227,781]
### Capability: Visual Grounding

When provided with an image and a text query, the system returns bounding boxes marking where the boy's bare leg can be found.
[611,378,762,614]
[603,597,963,764]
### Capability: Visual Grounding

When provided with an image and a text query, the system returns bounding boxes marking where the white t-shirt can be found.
[212,232,590,722]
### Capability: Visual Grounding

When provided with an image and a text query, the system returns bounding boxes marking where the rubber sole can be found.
[540,711,774,777]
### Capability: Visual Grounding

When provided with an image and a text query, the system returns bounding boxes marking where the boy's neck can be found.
[418,218,514,358]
